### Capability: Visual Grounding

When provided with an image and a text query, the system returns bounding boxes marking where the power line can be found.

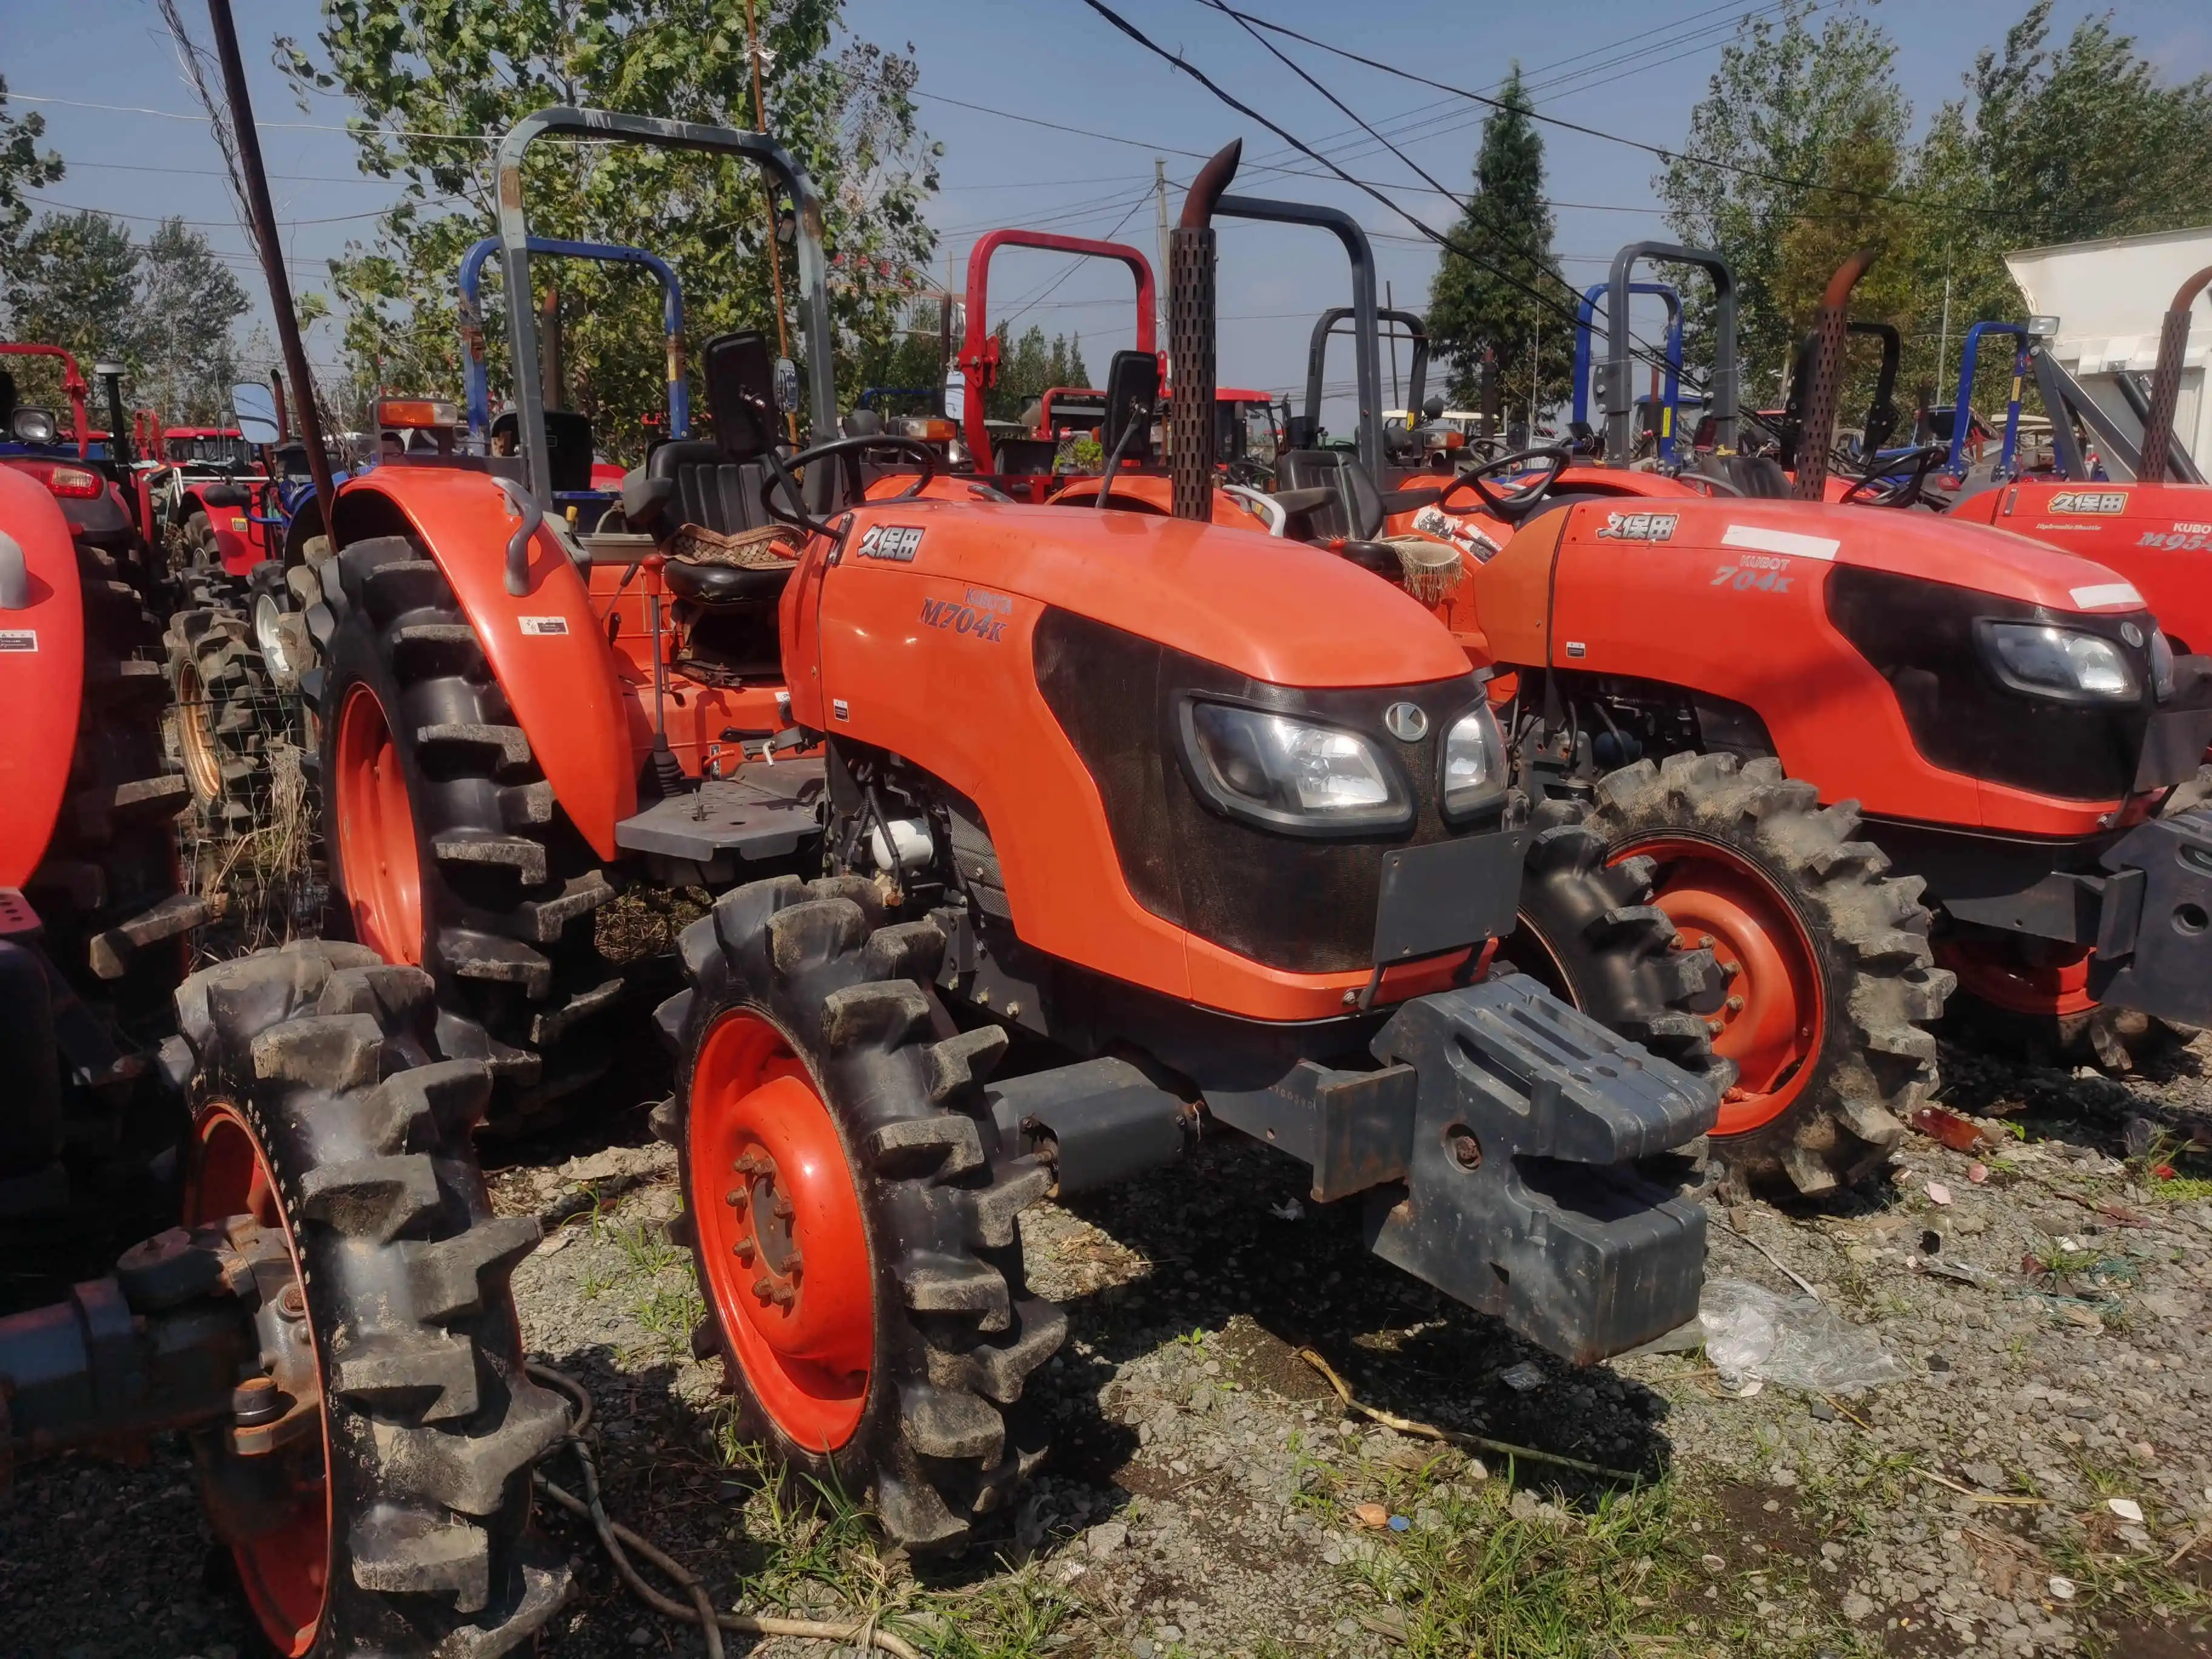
[1201,1,2031,223]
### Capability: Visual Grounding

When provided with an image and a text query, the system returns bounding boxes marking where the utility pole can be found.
[203,0,334,532]
[1529,320,1540,440]
[744,0,800,443]
[1153,158,1171,351]
[1386,279,1400,407]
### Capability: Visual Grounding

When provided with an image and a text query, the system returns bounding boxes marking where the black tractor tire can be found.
[668,876,1065,1549]
[165,603,278,836]
[1577,752,1952,1198]
[171,940,571,1656]
[1504,814,1735,1093]
[317,534,618,1128]
[24,551,201,1136]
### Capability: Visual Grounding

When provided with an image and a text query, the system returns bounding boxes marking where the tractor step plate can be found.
[614,760,825,864]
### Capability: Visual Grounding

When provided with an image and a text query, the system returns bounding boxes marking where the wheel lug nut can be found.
[771,1192,795,1221]
[1725,994,1744,1013]
[1706,1017,1726,1034]
[1719,959,1741,977]
[751,1276,776,1301]
[732,1238,756,1263]
[725,1187,749,1210]
[785,1249,804,1279]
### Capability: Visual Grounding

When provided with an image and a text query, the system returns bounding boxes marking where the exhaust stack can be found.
[1791,249,1877,501]
[1170,141,1240,522]
[2139,264,2212,486]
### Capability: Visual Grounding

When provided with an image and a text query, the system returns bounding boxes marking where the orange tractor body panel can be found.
[1460,497,2148,837]
[1948,478,2212,656]
[805,498,1473,1020]
[338,469,637,858]
[0,465,86,887]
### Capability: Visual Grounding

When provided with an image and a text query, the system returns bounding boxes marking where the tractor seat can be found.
[1274,449,1439,541]
[660,558,794,606]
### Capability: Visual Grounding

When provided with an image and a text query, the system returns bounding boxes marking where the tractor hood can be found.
[844,497,1477,688]
[0,465,87,888]
[1684,498,2144,618]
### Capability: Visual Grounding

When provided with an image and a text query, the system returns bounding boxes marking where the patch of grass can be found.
[1318,1467,1863,1658]
[2145,1175,2212,1203]
[904,1569,1083,1659]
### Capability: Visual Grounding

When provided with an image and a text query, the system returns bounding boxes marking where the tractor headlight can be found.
[2151,627,2176,703]
[1976,621,2139,704]
[1179,699,1412,836]
[1439,705,1509,821]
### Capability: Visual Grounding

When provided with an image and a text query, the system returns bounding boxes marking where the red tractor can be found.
[1212,201,2212,1183]
[283,109,1715,1551]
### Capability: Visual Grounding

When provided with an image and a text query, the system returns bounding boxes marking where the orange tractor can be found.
[284,108,1718,1549]
[1179,191,2212,1177]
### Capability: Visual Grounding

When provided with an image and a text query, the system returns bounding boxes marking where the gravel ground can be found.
[9,1029,2212,1658]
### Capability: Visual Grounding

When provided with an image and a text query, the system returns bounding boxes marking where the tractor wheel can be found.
[165,605,277,837]
[1578,752,1952,1198]
[668,877,1065,1548]
[317,534,618,1128]
[27,552,199,1036]
[172,940,571,1657]
[1503,814,1735,1094]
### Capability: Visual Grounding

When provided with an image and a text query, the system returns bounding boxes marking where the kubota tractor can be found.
[296,111,1718,1548]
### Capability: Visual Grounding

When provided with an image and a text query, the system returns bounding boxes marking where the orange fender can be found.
[0,467,86,887]
[335,470,636,859]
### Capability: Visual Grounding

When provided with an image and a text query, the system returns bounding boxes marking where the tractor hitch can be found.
[1364,975,1718,1365]
[2090,809,2212,1030]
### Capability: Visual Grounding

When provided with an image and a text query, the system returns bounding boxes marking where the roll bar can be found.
[1606,243,1736,463]
[460,235,689,444]
[1946,322,2030,480]
[494,107,836,511]
[1305,307,1427,443]
[1572,282,1681,462]
[0,344,90,458]
[1217,196,1382,474]
[954,230,1156,466]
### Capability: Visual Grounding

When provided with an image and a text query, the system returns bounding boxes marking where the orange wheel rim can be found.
[186,1104,332,1656]
[689,1010,873,1451]
[332,683,422,964]
[175,653,225,803]
[1614,835,1825,1136]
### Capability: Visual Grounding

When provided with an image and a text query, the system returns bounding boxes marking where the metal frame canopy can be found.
[1573,282,1682,461]
[460,235,690,444]
[1606,243,1737,463]
[1218,195,1382,475]
[494,106,836,511]
[1305,306,1428,441]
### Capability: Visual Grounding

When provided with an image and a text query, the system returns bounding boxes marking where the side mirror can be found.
[230,381,282,447]
[773,357,800,416]
[1101,349,1159,458]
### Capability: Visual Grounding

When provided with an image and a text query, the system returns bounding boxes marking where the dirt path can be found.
[7,1033,2212,1658]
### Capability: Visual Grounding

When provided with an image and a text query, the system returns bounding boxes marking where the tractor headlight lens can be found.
[1976,621,2139,703]
[2151,628,2176,703]
[1439,705,1509,820]
[1181,699,1412,835]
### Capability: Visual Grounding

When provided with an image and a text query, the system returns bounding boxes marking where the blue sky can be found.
[8,0,2210,422]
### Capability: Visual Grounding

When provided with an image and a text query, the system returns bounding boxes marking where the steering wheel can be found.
[1436,445,1572,524]
[1839,443,1948,509]
[759,434,940,536]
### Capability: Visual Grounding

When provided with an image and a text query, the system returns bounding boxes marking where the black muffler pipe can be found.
[1791,249,1877,501]
[2139,264,2212,486]
[1169,141,1240,523]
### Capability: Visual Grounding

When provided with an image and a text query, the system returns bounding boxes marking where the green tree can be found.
[1657,0,1911,409]
[1902,2,2212,414]
[1425,67,1570,421]
[136,217,251,421]
[280,0,940,460]
[5,210,142,409]
[0,75,65,287]
[982,323,1090,422]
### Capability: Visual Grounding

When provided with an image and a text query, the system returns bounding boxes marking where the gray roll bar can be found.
[1607,243,1737,463]
[494,106,837,511]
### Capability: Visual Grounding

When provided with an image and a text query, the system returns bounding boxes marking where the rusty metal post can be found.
[204,0,336,535]
[1170,142,1240,523]
[1790,249,1877,502]
[2139,264,2212,486]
